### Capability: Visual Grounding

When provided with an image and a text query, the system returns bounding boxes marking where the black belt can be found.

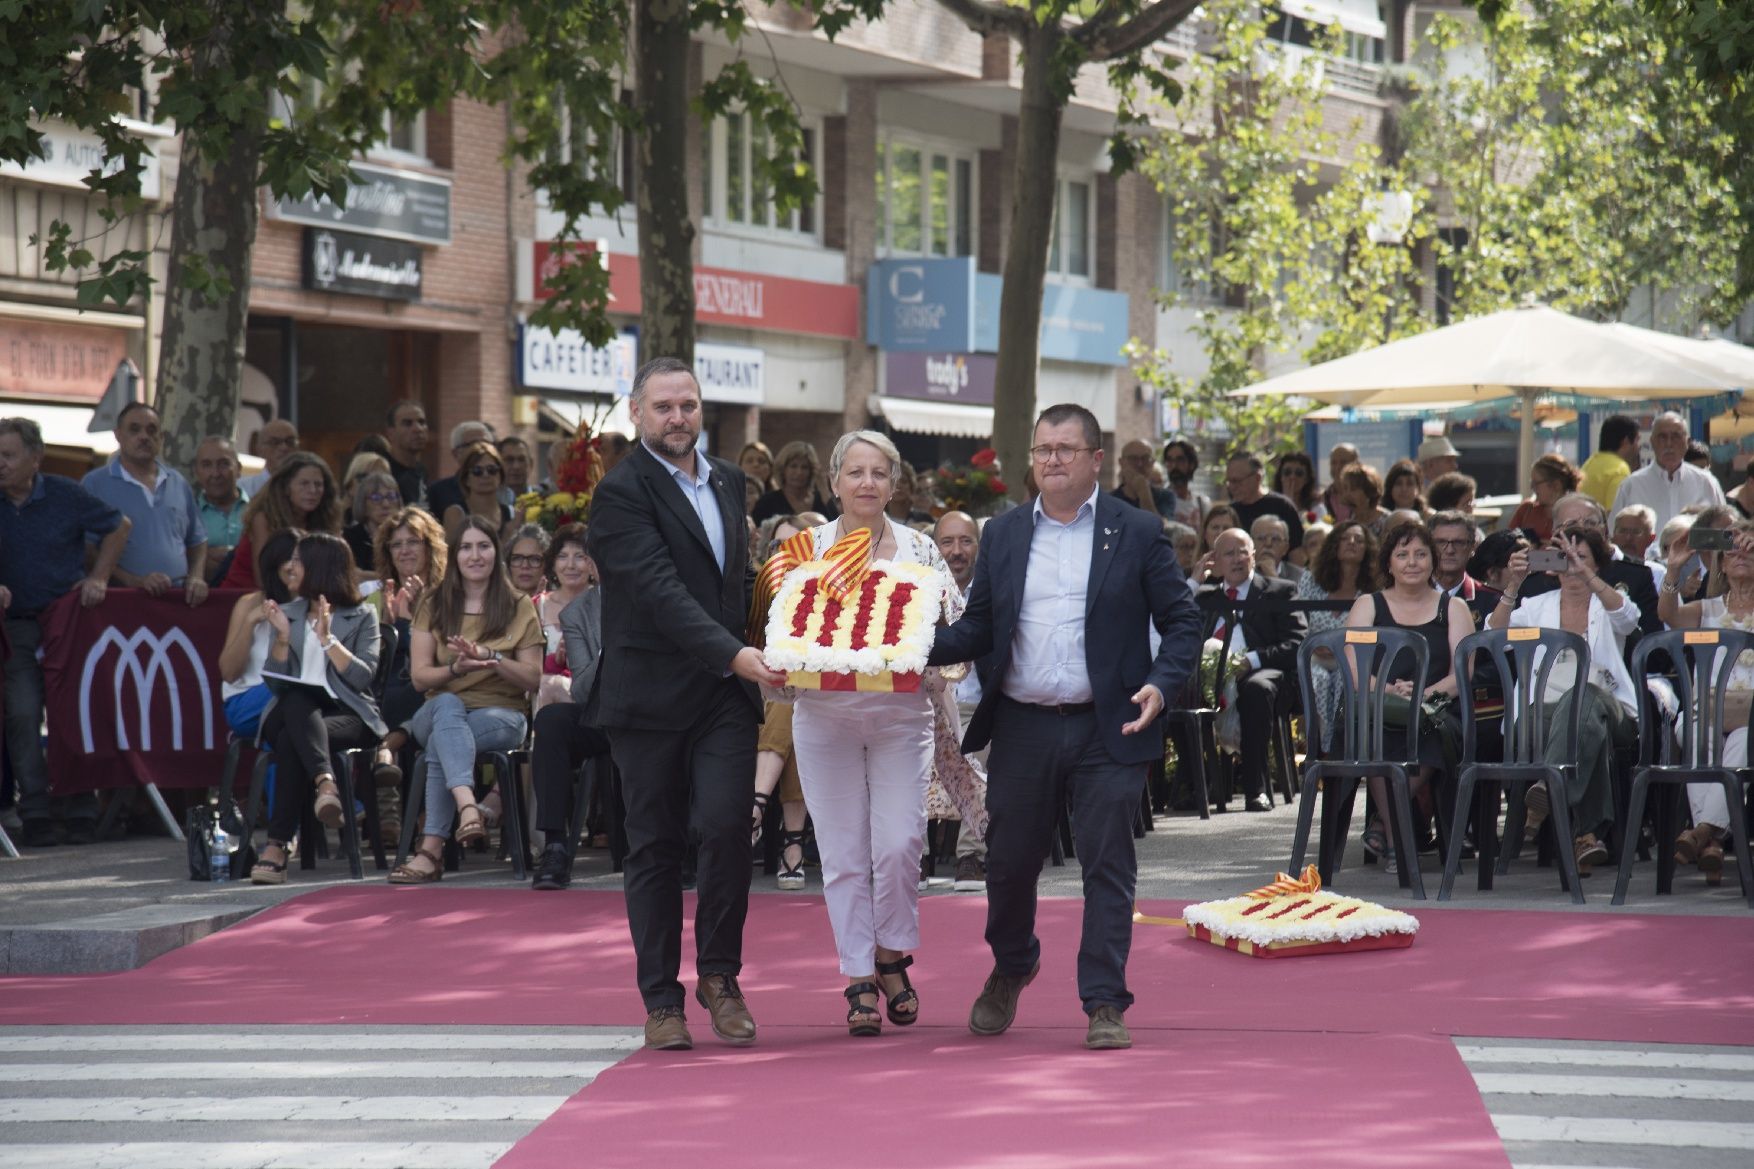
[1006,697,1095,717]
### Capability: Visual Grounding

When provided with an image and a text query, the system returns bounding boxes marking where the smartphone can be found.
[1679,552,1704,583]
[1688,526,1736,551]
[1527,548,1568,572]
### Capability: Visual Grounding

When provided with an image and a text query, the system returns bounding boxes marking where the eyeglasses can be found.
[469,465,502,477]
[387,539,426,553]
[366,492,399,505]
[1029,446,1094,464]
[507,554,544,568]
[1433,538,1472,550]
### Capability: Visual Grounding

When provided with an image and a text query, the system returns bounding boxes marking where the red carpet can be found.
[495,1028,1510,1169]
[4,888,1751,1047]
[8,888,1747,1169]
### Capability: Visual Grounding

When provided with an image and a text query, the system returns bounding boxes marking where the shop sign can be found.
[302,229,423,301]
[0,318,132,402]
[523,241,861,340]
[269,161,452,246]
[883,351,996,406]
[518,325,636,395]
[0,118,166,201]
[867,258,979,352]
[694,342,765,406]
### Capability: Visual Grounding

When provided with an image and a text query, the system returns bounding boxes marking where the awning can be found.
[872,396,994,439]
[1280,0,1386,38]
[0,400,119,454]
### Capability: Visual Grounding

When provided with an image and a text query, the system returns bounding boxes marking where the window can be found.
[1047,176,1093,281]
[553,91,636,204]
[875,135,976,258]
[702,110,818,236]
[376,111,427,161]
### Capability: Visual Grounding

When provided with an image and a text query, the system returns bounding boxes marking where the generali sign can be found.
[520,241,860,341]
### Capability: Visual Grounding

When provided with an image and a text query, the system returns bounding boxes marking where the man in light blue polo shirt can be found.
[81,401,209,606]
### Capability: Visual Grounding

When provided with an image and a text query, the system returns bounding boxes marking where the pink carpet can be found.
[495,1027,1509,1169]
[4,888,1751,1047]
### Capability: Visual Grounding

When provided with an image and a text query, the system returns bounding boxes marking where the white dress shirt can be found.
[1507,588,1641,714]
[951,580,984,706]
[1611,461,1726,532]
[1213,576,1264,670]
[1004,485,1098,705]
[650,443,727,573]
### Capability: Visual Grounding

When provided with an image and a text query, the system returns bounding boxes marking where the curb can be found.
[0,902,266,976]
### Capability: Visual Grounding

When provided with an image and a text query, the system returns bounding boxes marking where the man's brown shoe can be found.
[1085,1005,1132,1050]
[644,1006,693,1051]
[695,974,757,1046]
[968,962,1038,1036]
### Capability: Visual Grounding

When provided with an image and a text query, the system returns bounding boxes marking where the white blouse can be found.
[1508,588,1640,714]
[807,516,962,626]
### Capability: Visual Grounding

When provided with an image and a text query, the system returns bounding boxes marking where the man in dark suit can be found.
[585,357,787,1052]
[928,404,1201,1051]
[1197,528,1307,813]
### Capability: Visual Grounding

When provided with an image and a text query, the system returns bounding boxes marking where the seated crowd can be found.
[0,401,1746,899]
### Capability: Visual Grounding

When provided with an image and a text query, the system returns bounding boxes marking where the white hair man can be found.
[1248,514,1304,584]
[1610,411,1724,532]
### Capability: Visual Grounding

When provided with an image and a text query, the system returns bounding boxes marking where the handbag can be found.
[184,799,255,881]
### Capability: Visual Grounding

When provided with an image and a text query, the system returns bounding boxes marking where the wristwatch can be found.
[322,635,339,651]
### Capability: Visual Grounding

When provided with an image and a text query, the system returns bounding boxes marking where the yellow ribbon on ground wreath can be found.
[1133,865,1323,928]
[747,526,873,647]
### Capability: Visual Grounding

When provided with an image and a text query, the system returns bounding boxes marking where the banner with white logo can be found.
[38,589,245,794]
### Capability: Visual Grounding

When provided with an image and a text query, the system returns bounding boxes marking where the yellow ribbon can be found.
[1244,865,1322,900]
[747,527,873,647]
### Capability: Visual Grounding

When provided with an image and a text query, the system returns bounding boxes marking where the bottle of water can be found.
[210,821,232,884]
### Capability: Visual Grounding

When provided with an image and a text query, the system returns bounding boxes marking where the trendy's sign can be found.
[868,258,1132,367]
[520,241,861,340]
[883,351,996,406]
[38,589,243,794]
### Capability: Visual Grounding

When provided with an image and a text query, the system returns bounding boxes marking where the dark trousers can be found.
[985,697,1146,1014]
[1236,668,1293,800]
[532,701,611,836]
[261,688,373,843]
[3,615,97,824]
[608,679,758,1012]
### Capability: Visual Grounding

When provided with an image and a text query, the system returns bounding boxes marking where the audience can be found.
[1114,440,1176,519]
[441,440,514,542]
[223,451,343,590]
[506,523,552,599]
[1580,414,1640,513]
[248,532,385,886]
[1508,453,1581,543]
[344,472,402,578]
[1426,472,1477,515]
[0,416,130,847]
[194,436,247,584]
[1337,462,1387,536]
[1198,502,1242,561]
[427,420,497,522]
[1300,521,1331,569]
[1250,515,1304,584]
[367,505,450,842]
[82,402,208,606]
[1294,519,1379,750]
[383,402,431,508]
[1612,411,1725,531]
[1224,452,1305,548]
[1161,438,1208,528]
[391,517,543,884]
[752,440,834,522]
[738,441,777,496]
[1321,442,1359,522]
[1611,504,1658,564]
[217,528,304,743]
[1272,451,1322,525]
[498,435,539,501]
[241,418,299,496]
[1417,435,1460,481]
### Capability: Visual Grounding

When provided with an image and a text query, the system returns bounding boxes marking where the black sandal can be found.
[875,955,919,1026]
[250,841,289,886]
[776,828,807,890]
[843,981,882,1037]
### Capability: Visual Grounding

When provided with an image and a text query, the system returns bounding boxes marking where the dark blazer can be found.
[585,443,760,730]
[1520,555,1660,636]
[928,490,1201,766]
[561,587,603,706]
[1196,572,1307,675]
[263,599,387,737]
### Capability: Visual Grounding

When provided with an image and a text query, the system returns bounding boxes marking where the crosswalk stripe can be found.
[3,1142,514,1169]
[1491,1115,1754,1150]
[1473,1073,1754,1102]
[1,1033,639,1054]
[0,1095,571,1123]
[1456,1045,1754,1073]
[0,1059,618,1083]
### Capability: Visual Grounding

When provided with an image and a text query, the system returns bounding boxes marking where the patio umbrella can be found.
[1229,303,1751,483]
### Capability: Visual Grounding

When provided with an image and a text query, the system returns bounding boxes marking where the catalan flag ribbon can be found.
[747,526,873,647]
[1245,865,1322,900]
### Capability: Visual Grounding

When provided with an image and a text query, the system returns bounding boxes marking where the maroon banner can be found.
[37,588,247,794]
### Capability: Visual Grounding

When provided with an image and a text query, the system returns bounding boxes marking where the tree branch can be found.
[934,0,1028,39]
[1068,1,1129,50]
[1085,0,1203,62]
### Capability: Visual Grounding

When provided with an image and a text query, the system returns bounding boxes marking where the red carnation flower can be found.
[990,478,1008,495]
[970,448,998,469]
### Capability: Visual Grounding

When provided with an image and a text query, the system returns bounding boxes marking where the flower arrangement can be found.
[934,448,1009,516]
[763,557,945,685]
[517,490,588,532]
[516,420,604,530]
[1181,866,1419,958]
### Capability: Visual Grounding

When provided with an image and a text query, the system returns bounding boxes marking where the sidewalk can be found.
[1,797,1744,974]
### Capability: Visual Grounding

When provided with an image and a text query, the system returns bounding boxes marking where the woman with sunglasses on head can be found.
[248,532,385,885]
[344,472,402,579]
[222,451,343,589]
[443,441,514,545]
[390,516,544,883]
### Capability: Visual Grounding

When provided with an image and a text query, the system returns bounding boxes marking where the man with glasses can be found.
[1112,440,1176,520]
[1518,493,1661,634]
[1159,438,1207,528]
[928,404,1200,1051]
[1429,512,1498,629]
[1224,452,1304,549]
[1611,411,1724,532]
[1248,515,1304,584]
[240,419,298,496]
[497,435,544,505]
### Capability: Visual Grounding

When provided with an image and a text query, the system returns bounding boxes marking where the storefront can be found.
[515,241,860,463]
[865,257,1131,467]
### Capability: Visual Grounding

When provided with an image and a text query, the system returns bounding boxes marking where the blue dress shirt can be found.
[1004,484,1098,705]
[0,474,124,617]
[649,442,727,573]
[81,459,205,583]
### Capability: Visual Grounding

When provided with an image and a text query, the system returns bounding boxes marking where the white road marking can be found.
[0,1095,571,1123]
[1,1033,638,1054]
[1473,1072,1754,1102]
[3,1142,514,1169]
[1492,1115,1754,1150]
[0,1059,617,1083]
[1456,1045,1754,1073]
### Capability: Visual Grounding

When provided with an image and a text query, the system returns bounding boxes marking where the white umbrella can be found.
[1230,303,1750,482]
